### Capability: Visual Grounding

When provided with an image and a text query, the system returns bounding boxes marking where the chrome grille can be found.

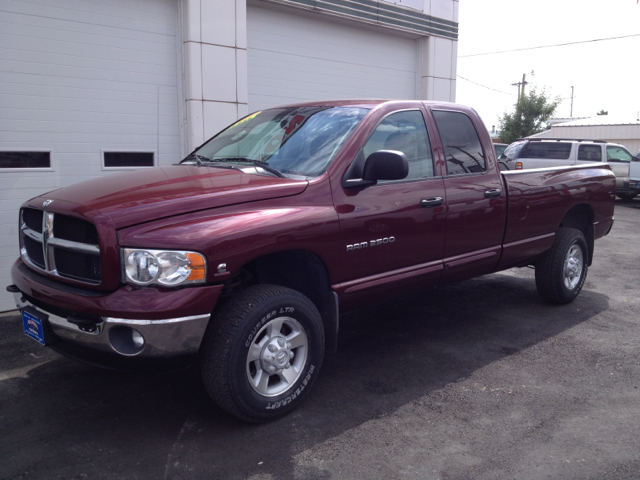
[20,209,102,284]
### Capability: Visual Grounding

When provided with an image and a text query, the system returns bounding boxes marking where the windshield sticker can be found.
[230,111,261,129]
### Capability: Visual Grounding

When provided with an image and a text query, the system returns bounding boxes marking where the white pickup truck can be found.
[501,138,639,200]
[629,149,640,194]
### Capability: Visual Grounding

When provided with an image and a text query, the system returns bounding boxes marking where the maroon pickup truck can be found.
[9,100,615,422]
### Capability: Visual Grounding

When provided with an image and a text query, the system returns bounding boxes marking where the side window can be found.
[361,110,434,181]
[577,145,603,162]
[519,142,571,159]
[607,146,633,162]
[432,111,486,175]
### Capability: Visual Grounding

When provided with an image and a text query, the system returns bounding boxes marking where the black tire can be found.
[535,227,588,304]
[200,284,325,422]
[617,193,637,202]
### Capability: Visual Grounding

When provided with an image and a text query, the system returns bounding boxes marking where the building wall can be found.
[181,0,459,152]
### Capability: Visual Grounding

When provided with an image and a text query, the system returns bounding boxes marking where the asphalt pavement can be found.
[1,199,639,479]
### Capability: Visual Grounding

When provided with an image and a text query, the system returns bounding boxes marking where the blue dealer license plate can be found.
[22,308,48,345]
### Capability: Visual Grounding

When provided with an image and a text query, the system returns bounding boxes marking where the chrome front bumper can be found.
[14,293,210,358]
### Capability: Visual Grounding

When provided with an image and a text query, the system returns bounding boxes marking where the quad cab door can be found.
[426,106,507,284]
[331,105,446,308]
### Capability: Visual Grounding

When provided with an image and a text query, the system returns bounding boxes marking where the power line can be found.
[459,33,640,58]
[457,75,515,96]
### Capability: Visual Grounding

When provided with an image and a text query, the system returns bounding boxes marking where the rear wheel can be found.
[200,284,324,422]
[535,228,588,304]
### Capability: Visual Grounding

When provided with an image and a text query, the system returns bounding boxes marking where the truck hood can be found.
[42,165,309,228]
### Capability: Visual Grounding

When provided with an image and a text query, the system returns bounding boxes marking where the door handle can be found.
[420,197,443,208]
[484,189,502,198]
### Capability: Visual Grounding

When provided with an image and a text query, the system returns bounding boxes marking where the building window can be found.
[0,151,51,169]
[103,152,155,168]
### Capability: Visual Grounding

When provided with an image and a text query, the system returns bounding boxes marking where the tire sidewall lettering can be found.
[265,365,315,410]
[244,307,295,347]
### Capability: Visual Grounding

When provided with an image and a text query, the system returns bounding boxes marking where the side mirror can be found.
[343,150,409,188]
[363,150,409,181]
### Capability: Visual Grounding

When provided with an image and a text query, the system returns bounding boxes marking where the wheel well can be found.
[559,204,594,265]
[221,250,338,351]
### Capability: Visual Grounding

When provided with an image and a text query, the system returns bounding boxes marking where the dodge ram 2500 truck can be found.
[8,100,615,422]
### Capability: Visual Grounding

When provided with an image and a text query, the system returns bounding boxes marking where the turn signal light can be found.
[186,253,206,281]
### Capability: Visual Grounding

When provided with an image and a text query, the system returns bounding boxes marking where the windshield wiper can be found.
[181,153,240,170]
[181,153,210,167]
[211,157,286,178]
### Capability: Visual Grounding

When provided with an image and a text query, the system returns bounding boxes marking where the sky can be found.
[455,0,640,133]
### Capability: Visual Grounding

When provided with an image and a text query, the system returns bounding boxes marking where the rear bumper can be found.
[11,259,223,359]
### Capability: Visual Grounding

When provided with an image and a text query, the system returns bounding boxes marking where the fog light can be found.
[132,329,144,348]
[109,326,145,356]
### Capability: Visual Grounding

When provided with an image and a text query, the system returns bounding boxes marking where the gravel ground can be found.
[1,200,639,480]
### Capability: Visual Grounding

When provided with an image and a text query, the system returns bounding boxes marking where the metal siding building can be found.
[0,0,459,311]
[534,117,640,155]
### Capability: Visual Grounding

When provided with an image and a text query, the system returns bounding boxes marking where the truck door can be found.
[605,145,633,179]
[429,108,507,284]
[576,143,604,164]
[332,108,446,303]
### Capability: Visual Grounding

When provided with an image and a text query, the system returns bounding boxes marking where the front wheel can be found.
[535,227,588,304]
[200,284,325,422]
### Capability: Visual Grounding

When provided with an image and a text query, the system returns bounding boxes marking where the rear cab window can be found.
[432,110,486,175]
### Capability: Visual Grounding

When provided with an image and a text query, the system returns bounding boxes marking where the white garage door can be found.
[247,5,417,112]
[0,0,181,311]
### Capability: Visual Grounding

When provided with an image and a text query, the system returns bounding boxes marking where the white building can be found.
[533,116,640,154]
[0,0,459,311]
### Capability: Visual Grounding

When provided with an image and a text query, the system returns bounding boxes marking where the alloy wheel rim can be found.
[563,244,584,290]
[246,316,308,397]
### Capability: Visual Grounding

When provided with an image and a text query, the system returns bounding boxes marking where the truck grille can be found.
[23,235,46,269]
[54,248,102,282]
[20,208,102,284]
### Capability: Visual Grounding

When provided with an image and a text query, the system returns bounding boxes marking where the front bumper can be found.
[618,180,639,195]
[11,259,223,359]
[15,293,210,357]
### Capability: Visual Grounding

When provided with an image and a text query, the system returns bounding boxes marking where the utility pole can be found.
[511,72,532,100]
[570,86,574,117]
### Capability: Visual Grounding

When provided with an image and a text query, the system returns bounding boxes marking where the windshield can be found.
[184,106,369,178]
[502,140,527,161]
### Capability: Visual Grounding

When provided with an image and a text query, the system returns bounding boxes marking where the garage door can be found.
[247,5,417,112]
[0,0,181,311]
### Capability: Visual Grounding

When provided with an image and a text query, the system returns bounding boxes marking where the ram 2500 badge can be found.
[8,100,615,422]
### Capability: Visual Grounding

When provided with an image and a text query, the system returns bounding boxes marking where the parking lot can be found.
[1,199,639,480]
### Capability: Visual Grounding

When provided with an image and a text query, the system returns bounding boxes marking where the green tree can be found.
[498,88,561,144]
[597,109,608,116]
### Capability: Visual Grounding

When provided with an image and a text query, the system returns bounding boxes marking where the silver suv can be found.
[502,138,639,201]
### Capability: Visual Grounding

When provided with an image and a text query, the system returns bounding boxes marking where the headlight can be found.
[122,248,206,286]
